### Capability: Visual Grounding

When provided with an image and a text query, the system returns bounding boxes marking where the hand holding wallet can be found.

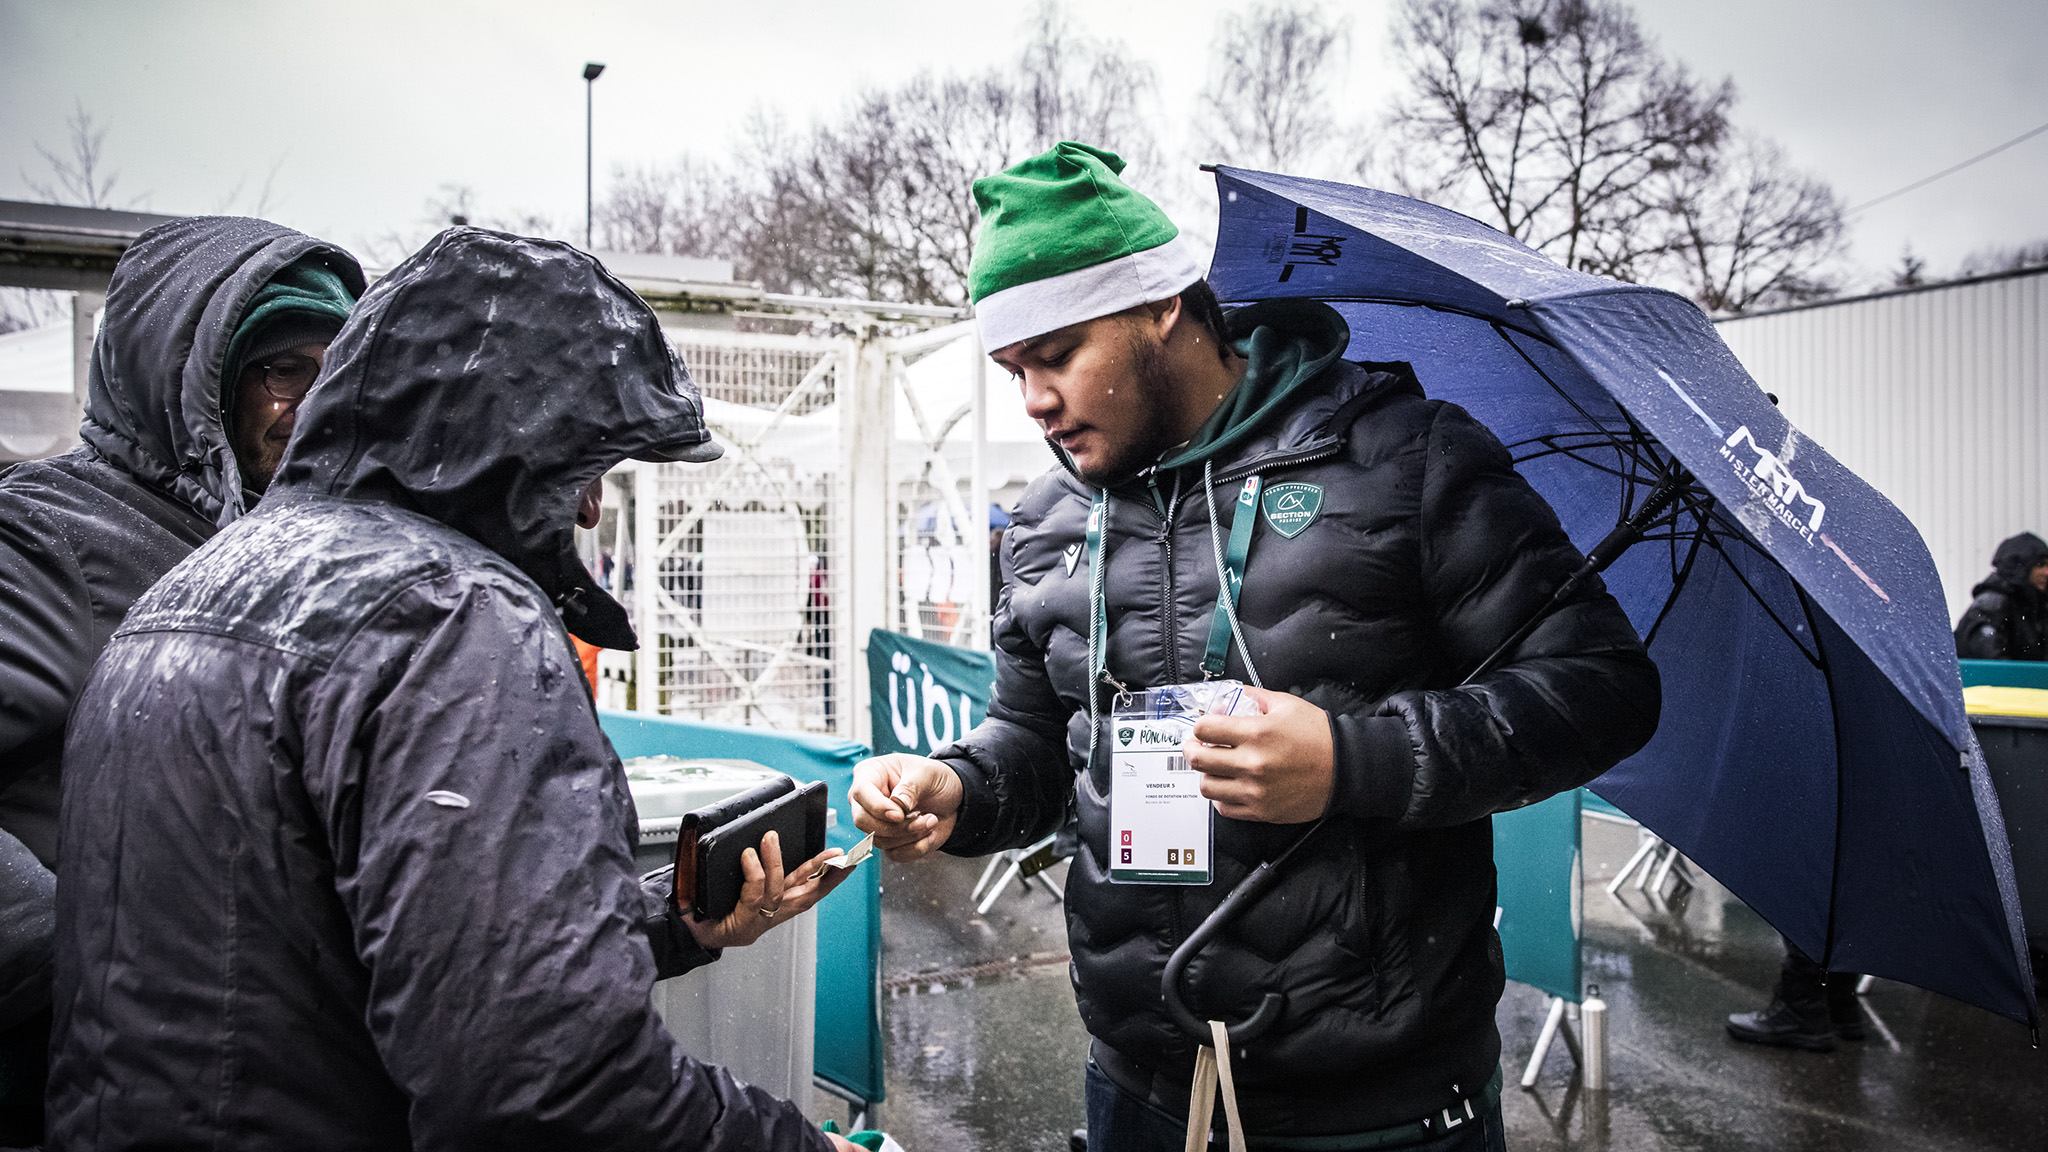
[673,776,830,920]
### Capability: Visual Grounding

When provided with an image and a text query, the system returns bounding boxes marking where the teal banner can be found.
[867,629,997,757]
[1492,789,1582,1003]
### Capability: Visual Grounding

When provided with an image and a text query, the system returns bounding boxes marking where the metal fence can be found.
[627,330,850,733]
[588,321,992,743]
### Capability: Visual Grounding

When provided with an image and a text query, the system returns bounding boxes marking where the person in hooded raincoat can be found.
[1954,532,2048,661]
[0,217,361,1142]
[48,229,861,1152]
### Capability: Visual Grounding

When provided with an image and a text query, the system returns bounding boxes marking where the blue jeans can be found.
[1083,1060,1508,1152]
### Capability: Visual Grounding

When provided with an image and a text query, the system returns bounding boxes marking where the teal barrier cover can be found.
[598,710,885,1105]
[1493,789,1582,1003]
[867,629,997,756]
[1580,787,1629,822]
[1959,658,2048,691]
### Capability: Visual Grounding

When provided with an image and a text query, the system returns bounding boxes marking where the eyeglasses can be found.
[249,354,322,402]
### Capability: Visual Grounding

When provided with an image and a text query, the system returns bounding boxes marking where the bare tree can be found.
[1013,3,1164,174]
[657,3,1165,307]
[22,102,140,209]
[1386,0,1729,280]
[597,157,733,258]
[362,184,565,267]
[1658,134,1844,312]
[1196,2,1350,172]
[0,288,70,336]
[213,156,287,218]
[1956,239,2048,277]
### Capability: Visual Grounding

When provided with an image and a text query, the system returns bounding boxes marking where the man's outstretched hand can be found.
[850,754,963,861]
[1185,685,1336,824]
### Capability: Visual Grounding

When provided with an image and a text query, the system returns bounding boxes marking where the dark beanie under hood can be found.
[1989,532,2048,587]
[221,257,357,389]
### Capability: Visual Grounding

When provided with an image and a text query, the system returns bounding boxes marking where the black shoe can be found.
[1827,980,1866,1041]
[1071,1129,1088,1152]
[1727,995,1836,1051]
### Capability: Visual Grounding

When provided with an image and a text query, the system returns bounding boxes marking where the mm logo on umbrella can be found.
[1721,426,1826,542]
[1262,206,1348,283]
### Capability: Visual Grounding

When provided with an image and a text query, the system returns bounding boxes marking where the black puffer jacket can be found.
[937,302,1660,1136]
[1955,532,2048,661]
[50,230,827,1151]
[0,218,362,1140]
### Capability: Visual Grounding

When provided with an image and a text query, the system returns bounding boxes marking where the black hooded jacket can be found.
[936,302,1660,1136]
[1955,532,2048,661]
[49,229,826,1151]
[0,219,362,1085]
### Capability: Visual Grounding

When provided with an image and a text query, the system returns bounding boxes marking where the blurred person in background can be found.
[1954,532,2048,660]
[0,218,361,1144]
[47,229,863,1152]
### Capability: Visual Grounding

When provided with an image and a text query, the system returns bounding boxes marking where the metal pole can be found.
[968,337,991,650]
[842,328,892,747]
[585,80,593,249]
[1581,986,1608,1091]
[1520,996,1567,1088]
[71,290,101,434]
[582,63,605,250]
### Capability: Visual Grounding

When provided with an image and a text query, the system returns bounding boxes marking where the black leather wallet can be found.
[673,776,829,920]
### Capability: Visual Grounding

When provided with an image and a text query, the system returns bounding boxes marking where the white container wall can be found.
[1715,267,2048,621]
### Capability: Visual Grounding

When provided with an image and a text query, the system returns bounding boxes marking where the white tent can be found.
[0,322,77,462]
[693,329,1052,490]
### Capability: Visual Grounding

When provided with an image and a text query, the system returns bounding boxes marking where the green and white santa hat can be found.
[969,141,1204,352]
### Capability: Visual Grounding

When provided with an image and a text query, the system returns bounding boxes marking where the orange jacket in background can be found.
[571,636,602,700]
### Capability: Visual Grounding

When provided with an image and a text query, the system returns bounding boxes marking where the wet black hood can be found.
[271,227,721,649]
[82,217,366,525]
[1989,532,2048,586]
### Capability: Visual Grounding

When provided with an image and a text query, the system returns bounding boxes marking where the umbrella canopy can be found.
[1206,166,2036,1028]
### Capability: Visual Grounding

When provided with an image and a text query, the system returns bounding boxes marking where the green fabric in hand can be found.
[821,1118,903,1151]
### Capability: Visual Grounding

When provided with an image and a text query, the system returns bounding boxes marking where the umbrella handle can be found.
[1462,472,1688,686]
[1161,821,1327,1044]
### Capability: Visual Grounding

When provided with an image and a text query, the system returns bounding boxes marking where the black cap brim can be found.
[630,436,725,464]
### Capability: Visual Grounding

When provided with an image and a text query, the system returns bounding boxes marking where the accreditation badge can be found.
[1107,681,1258,885]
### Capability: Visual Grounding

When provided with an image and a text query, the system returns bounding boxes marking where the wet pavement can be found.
[850,816,2045,1151]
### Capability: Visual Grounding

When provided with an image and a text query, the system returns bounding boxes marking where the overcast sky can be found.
[3,0,2043,288]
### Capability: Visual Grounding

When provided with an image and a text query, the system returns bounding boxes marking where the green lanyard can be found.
[1086,474,1261,687]
[1087,491,1112,685]
[1201,475,1260,678]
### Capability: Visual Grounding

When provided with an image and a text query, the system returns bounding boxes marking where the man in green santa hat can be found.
[852,142,1660,1150]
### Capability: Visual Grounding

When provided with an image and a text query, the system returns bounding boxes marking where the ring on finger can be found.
[757,906,779,919]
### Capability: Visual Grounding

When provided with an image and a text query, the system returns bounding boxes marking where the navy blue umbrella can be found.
[1205,166,2037,1028]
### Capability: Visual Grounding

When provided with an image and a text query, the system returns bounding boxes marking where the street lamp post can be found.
[583,62,605,250]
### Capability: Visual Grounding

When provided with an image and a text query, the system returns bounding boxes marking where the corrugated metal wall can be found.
[1716,267,2048,621]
